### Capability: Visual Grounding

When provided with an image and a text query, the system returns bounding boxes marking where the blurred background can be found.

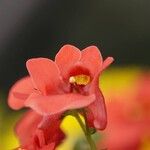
[0,0,150,150]
[0,0,150,90]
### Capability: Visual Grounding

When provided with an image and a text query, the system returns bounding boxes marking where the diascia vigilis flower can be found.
[15,111,64,150]
[8,45,114,149]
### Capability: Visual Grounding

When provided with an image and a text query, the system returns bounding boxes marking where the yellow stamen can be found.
[69,76,76,83]
[69,75,90,85]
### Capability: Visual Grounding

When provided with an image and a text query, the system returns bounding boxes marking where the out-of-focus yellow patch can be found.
[56,115,85,150]
[69,75,90,85]
[100,67,140,102]
[0,113,19,150]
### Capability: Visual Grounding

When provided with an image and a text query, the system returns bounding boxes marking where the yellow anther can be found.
[69,75,90,85]
[69,76,76,83]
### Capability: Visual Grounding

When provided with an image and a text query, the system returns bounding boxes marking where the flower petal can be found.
[15,110,42,146]
[102,57,114,70]
[38,114,65,147]
[40,143,55,150]
[87,91,107,130]
[55,44,81,79]
[68,62,90,77]
[8,76,33,110]
[26,58,61,95]
[25,93,95,115]
[88,72,107,130]
[87,57,113,129]
[81,46,103,76]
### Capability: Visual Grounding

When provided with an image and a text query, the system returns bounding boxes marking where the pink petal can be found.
[81,46,103,76]
[38,114,65,147]
[25,93,95,115]
[87,92,107,130]
[88,72,107,130]
[8,76,33,110]
[86,57,113,129]
[68,62,90,77]
[40,143,55,150]
[34,129,46,148]
[26,58,61,95]
[15,110,42,146]
[55,44,81,79]
[102,57,114,70]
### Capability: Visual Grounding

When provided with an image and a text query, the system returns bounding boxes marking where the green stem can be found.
[70,110,87,136]
[83,111,97,150]
[70,110,96,150]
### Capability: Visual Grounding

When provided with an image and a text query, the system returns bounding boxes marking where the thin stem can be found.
[70,110,87,136]
[83,111,97,150]
[70,110,96,150]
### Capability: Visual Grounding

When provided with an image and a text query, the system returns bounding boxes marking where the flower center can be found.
[69,74,90,85]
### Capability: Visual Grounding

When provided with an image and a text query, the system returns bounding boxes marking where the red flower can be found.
[8,45,113,130]
[15,111,64,150]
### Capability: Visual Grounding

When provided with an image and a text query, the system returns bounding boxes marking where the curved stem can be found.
[70,110,96,150]
[83,111,97,150]
[70,110,87,136]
